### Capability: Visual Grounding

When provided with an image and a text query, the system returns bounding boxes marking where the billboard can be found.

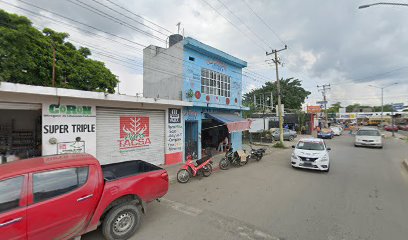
[307,106,321,114]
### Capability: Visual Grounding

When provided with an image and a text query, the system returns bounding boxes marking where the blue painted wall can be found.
[182,46,243,108]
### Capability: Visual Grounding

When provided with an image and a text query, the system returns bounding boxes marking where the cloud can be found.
[1,0,407,106]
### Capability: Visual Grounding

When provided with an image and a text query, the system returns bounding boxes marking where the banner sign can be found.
[119,116,151,151]
[42,103,96,156]
[307,106,321,114]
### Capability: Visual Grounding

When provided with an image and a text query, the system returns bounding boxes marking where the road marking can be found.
[161,198,280,240]
[160,198,203,216]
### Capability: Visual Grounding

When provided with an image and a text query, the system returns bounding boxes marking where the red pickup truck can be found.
[0,153,169,240]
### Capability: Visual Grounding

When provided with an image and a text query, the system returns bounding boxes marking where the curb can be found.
[403,160,408,172]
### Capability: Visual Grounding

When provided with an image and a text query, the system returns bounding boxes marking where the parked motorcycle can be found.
[219,148,248,170]
[177,154,213,183]
[246,145,266,161]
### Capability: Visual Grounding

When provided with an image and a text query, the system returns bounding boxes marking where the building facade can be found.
[0,82,191,165]
[144,36,250,159]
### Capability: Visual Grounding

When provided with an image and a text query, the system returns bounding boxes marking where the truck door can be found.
[0,175,27,240]
[27,166,99,240]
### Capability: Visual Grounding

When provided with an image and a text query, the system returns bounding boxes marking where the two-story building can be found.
[144,35,251,161]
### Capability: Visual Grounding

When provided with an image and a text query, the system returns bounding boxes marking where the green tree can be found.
[0,10,118,93]
[327,102,342,113]
[243,77,311,114]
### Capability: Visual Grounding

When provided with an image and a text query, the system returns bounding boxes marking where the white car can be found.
[330,126,342,136]
[354,127,383,148]
[291,138,331,172]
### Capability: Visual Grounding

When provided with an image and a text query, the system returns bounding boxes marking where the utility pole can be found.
[317,84,331,128]
[266,45,287,144]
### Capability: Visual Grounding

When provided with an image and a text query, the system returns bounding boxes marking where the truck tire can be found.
[102,204,141,240]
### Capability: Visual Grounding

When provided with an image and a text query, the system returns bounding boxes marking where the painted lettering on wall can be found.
[207,60,227,72]
[43,124,96,134]
[48,104,92,116]
[119,116,151,151]
[57,141,85,154]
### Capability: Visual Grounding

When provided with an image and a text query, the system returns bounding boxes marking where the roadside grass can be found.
[273,142,287,148]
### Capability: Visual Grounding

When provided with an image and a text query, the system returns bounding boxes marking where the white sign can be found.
[276,104,285,116]
[166,109,183,154]
[42,102,96,156]
[249,118,269,133]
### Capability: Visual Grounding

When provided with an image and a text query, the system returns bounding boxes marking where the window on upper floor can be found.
[201,68,230,97]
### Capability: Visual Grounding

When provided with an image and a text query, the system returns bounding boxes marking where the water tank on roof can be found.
[169,34,183,47]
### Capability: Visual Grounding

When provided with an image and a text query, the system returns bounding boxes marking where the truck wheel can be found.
[177,169,190,183]
[102,204,141,240]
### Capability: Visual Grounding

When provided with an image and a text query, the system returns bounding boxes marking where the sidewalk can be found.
[381,130,407,140]
[164,136,310,184]
[163,151,226,184]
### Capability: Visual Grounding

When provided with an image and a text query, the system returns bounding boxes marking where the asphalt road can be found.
[83,135,408,240]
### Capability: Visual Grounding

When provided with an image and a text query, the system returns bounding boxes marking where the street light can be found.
[358,2,408,9]
[368,83,398,136]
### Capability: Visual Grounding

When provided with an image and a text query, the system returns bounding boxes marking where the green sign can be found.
[49,104,92,115]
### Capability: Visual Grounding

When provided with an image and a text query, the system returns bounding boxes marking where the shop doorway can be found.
[185,121,198,159]
[0,108,42,163]
[201,119,229,152]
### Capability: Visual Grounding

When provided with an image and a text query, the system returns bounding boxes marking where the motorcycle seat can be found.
[196,155,211,166]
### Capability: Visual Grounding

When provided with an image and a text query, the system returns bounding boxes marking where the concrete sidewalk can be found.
[163,136,313,184]
[163,152,226,183]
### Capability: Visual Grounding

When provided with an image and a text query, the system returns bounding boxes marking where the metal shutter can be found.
[96,107,165,165]
[0,102,41,110]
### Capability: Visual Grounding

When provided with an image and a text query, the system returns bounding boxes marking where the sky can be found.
[1,0,408,108]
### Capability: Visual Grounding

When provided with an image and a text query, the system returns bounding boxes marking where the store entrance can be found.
[185,121,198,159]
[201,119,229,152]
[0,109,42,163]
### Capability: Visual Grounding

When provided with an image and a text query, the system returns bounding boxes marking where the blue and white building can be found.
[143,35,250,161]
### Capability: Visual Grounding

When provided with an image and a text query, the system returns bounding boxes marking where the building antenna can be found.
[176,22,181,34]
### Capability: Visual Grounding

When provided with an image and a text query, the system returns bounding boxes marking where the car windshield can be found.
[357,130,380,136]
[321,129,331,133]
[296,141,325,151]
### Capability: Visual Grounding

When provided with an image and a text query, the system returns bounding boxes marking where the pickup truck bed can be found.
[102,160,163,181]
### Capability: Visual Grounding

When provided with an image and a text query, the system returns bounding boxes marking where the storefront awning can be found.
[206,113,252,133]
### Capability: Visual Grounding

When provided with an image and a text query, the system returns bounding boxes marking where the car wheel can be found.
[324,166,330,173]
[102,203,142,240]
[288,136,294,141]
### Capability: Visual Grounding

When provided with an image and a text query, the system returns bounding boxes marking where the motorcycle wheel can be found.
[256,154,263,161]
[219,158,230,170]
[177,169,190,183]
[202,164,212,177]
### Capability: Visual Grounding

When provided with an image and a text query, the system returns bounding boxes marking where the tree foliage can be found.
[0,10,118,93]
[345,103,393,112]
[243,78,311,116]
[327,102,342,113]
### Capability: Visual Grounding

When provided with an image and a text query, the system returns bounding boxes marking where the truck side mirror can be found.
[327,147,331,151]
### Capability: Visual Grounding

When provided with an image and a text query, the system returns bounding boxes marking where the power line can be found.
[104,0,172,34]
[240,0,286,46]
[87,0,169,37]
[2,0,270,86]
[214,0,272,49]
[199,0,268,52]
[64,0,165,42]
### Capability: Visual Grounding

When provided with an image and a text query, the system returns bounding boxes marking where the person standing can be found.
[217,136,228,152]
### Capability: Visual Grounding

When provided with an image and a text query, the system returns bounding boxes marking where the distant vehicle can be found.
[317,128,334,139]
[330,126,342,136]
[0,154,169,240]
[272,129,297,141]
[384,125,398,132]
[291,138,331,172]
[398,124,408,131]
[354,127,383,148]
[367,116,391,126]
